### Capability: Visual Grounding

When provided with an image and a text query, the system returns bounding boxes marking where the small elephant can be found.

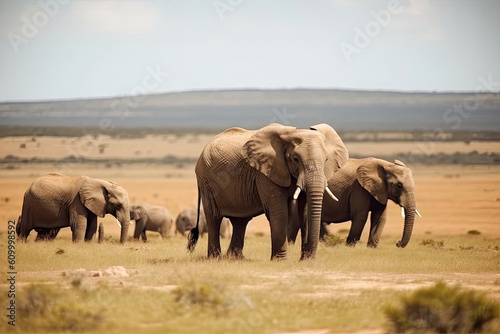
[289,158,420,248]
[175,206,231,238]
[130,204,173,241]
[18,173,130,243]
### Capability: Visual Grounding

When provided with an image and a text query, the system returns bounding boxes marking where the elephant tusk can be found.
[401,207,421,218]
[325,187,339,201]
[293,186,301,200]
[116,218,122,228]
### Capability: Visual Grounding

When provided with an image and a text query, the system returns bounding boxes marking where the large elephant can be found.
[17,173,130,243]
[188,123,348,260]
[288,158,420,248]
[130,203,173,241]
[175,206,231,238]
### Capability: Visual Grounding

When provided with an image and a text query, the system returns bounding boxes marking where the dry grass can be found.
[1,136,500,333]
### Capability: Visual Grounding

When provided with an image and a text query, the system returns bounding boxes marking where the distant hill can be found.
[0,89,499,131]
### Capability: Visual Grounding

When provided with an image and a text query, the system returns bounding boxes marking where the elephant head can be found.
[79,176,130,243]
[243,123,348,259]
[130,205,148,239]
[357,158,418,248]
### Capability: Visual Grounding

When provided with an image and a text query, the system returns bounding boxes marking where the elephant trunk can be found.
[117,208,130,243]
[300,169,325,260]
[397,191,416,248]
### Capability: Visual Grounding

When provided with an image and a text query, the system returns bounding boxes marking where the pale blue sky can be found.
[0,0,499,102]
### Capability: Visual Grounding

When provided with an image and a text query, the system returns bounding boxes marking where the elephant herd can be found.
[16,123,420,261]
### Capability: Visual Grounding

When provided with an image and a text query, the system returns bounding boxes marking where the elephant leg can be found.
[319,222,329,241]
[346,212,369,246]
[367,208,387,248]
[265,196,289,260]
[227,217,251,259]
[206,215,222,258]
[134,218,146,240]
[287,195,306,244]
[69,198,88,242]
[85,212,97,241]
[141,231,147,242]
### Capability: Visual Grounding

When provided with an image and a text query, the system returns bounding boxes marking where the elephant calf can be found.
[289,158,420,248]
[130,204,173,241]
[175,206,231,238]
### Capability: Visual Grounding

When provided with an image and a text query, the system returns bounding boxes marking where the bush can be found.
[173,281,227,309]
[467,230,482,235]
[385,281,499,333]
[323,234,345,247]
[16,284,104,332]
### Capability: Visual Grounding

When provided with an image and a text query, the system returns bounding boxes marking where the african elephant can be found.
[188,123,348,260]
[17,173,130,243]
[129,204,173,241]
[288,158,420,248]
[175,206,231,238]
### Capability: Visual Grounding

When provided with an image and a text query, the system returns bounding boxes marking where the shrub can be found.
[467,230,481,235]
[173,281,226,308]
[323,234,345,247]
[385,281,499,333]
[16,284,104,332]
[172,280,251,316]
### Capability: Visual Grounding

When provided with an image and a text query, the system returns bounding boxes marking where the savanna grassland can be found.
[0,132,500,334]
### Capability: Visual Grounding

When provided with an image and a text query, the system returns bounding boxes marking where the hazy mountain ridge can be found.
[1,89,499,131]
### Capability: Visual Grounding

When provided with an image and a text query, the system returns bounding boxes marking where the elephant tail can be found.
[187,189,201,252]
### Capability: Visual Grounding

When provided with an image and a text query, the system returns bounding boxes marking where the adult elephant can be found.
[188,123,348,260]
[17,173,130,243]
[130,203,173,241]
[288,158,420,248]
[175,206,231,238]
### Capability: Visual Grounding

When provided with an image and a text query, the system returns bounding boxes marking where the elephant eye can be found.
[397,183,403,188]
[293,156,299,163]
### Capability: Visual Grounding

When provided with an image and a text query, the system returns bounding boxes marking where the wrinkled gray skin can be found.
[289,158,417,248]
[175,206,231,238]
[130,203,173,241]
[17,173,130,243]
[188,123,348,260]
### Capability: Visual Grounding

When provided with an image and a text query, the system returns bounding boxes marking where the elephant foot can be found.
[227,249,245,260]
[299,252,315,261]
[271,250,288,261]
[367,242,378,248]
[207,249,222,259]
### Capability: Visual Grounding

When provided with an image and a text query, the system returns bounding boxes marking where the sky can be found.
[0,0,499,102]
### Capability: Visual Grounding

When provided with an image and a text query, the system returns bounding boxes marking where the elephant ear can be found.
[394,159,406,167]
[356,159,388,205]
[132,206,147,221]
[79,176,107,218]
[310,123,349,180]
[242,124,296,187]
